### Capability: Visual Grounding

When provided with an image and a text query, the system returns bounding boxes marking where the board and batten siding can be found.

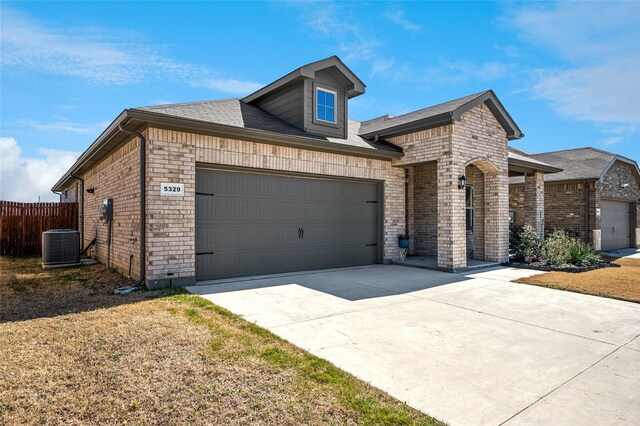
[304,69,347,139]
[254,83,305,130]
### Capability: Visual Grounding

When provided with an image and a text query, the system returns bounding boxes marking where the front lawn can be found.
[515,256,640,303]
[0,257,442,425]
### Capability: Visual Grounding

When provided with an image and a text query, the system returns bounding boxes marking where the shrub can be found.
[543,230,600,267]
[510,225,542,264]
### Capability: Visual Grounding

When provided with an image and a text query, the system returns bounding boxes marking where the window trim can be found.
[315,86,338,124]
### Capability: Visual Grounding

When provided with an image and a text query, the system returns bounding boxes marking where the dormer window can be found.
[316,87,336,123]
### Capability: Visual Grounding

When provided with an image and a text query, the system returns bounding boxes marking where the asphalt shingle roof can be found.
[359,91,488,135]
[134,99,399,153]
[509,147,619,184]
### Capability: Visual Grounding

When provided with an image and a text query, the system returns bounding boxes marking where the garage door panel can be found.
[601,200,631,251]
[196,168,379,281]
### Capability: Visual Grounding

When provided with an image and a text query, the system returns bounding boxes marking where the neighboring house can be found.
[509,147,640,251]
[53,56,557,288]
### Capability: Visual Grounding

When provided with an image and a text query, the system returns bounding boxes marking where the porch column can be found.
[524,171,545,238]
[437,157,466,270]
[484,171,510,262]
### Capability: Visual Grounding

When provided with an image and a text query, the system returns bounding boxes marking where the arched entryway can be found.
[464,158,499,262]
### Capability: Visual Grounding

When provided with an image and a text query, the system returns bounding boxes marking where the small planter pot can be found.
[398,237,410,249]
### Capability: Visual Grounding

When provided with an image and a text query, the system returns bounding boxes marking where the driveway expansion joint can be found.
[499,333,640,425]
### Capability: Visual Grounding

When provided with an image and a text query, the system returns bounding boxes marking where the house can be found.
[509,147,640,251]
[53,56,559,288]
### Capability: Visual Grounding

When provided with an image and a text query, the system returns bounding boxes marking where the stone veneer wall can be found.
[144,127,406,286]
[598,160,640,247]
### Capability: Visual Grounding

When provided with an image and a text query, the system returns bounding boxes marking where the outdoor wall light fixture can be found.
[458,175,467,189]
[86,187,95,194]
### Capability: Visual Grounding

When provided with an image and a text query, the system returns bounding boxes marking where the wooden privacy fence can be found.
[0,201,79,256]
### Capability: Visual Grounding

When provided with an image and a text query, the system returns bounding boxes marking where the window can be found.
[316,88,336,123]
[465,186,473,231]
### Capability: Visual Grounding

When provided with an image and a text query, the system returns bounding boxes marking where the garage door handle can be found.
[612,226,615,234]
[301,228,304,239]
[196,252,214,255]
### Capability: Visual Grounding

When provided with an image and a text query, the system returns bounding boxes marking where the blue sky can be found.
[1,1,639,201]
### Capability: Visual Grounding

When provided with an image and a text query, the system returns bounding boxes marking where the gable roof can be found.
[133,99,396,153]
[509,147,640,184]
[51,98,402,192]
[358,90,523,140]
[508,148,563,174]
[242,56,366,104]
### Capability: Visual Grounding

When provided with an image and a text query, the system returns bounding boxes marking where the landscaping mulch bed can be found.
[506,261,620,273]
[0,256,442,426]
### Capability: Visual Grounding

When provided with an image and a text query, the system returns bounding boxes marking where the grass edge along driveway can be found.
[0,257,443,426]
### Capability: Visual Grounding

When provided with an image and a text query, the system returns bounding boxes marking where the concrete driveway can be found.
[188,265,640,425]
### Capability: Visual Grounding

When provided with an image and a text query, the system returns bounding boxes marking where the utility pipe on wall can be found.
[118,124,146,287]
[70,173,85,245]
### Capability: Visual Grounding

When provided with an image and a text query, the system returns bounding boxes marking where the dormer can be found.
[242,56,365,139]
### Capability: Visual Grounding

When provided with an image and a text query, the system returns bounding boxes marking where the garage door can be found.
[195,168,380,281]
[601,200,631,251]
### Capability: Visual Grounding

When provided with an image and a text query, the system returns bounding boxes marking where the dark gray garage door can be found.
[195,168,380,281]
[601,200,631,251]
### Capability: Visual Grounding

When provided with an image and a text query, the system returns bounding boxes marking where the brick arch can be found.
[465,157,499,175]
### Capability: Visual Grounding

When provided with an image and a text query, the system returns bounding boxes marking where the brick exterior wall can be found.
[524,171,545,237]
[68,134,143,279]
[390,102,510,269]
[63,101,514,282]
[509,160,640,248]
[412,162,437,255]
[142,128,406,286]
[466,164,485,260]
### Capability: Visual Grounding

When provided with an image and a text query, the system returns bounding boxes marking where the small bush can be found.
[510,225,542,264]
[543,230,600,267]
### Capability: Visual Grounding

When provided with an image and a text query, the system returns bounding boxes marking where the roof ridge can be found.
[364,90,489,124]
[531,146,617,157]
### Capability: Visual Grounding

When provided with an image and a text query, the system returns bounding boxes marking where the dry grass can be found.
[515,256,640,303]
[0,257,442,426]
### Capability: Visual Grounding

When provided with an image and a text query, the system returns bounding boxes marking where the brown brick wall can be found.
[509,159,639,248]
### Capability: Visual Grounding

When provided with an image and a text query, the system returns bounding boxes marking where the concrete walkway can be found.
[188,265,640,425]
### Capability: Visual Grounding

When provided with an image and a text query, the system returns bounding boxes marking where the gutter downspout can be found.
[70,173,84,245]
[118,124,146,287]
[52,190,62,202]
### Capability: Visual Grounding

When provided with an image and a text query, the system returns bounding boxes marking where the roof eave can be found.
[51,110,130,192]
[359,112,454,139]
[508,157,563,174]
[52,109,404,191]
[127,109,401,160]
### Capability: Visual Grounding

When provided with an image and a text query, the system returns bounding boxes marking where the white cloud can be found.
[383,8,422,33]
[194,78,263,95]
[15,120,110,135]
[0,8,260,92]
[504,2,640,144]
[0,137,79,202]
[531,59,640,123]
[422,60,515,86]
